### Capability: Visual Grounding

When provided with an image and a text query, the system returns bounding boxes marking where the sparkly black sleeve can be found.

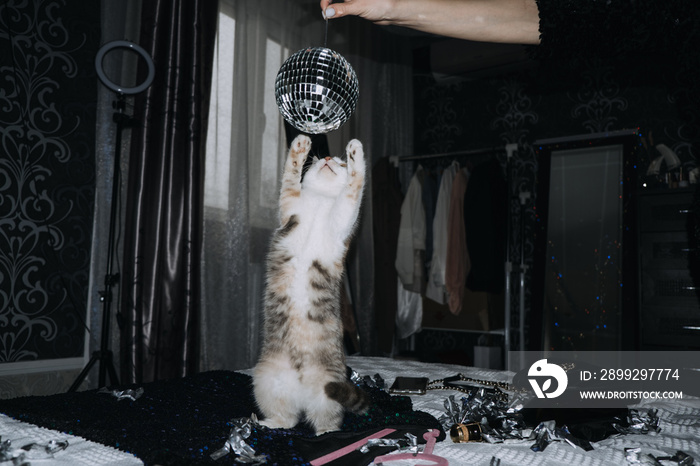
[533,0,697,65]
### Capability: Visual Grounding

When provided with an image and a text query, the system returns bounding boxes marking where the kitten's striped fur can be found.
[253,135,368,435]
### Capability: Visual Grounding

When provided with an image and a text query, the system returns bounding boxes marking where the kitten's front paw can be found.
[345,139,365,178]
[289,135,312,168]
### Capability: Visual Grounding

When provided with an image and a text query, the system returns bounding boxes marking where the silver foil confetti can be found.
[648,451,695,466]
[437,391,527,445]
[625,447,642,464]
[210,415,267,464]
[437,390,600,451]
[350,369,385,390]
[0,437,18,464]
[98,387,144,401]
[275,47,359,134]
[358,433,420,455]
[529,421,592,452]
[0,436,69,465]
[613,409,660,435]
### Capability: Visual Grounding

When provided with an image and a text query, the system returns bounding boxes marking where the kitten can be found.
[253,134,369,435]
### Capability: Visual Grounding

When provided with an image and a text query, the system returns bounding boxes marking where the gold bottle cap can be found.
[450,423,482,443]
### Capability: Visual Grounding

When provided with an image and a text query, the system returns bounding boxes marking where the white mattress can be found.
[0,413,142,465]
[346,356,700,466]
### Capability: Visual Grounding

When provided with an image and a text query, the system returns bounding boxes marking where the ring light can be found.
[95,40,155,95]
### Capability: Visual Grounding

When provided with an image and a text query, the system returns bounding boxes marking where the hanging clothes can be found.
[395,165,426,294]
[425,161,459,304]
[445,166,471,315]
[463,159,508,293]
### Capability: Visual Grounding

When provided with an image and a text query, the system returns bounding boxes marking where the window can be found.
[204,3,292,222]
[204,8,235,211]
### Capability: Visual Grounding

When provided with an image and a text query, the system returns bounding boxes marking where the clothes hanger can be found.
[373,430,448,466]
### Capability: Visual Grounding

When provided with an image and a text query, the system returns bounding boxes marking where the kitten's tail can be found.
[325,380,370,414]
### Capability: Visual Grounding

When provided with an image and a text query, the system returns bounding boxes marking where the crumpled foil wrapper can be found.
[613,409,660,435]
[625,447,642,464]
[97,387,144,401]
[358,432,420,455]
[648,450,695,466]
[437,390,528,444]
[529,421,592,452]
[0,436,69,465]
[350,369,385,390]
[210,414,267,464]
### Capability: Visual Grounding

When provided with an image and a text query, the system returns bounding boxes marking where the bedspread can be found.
[0,357,698,465]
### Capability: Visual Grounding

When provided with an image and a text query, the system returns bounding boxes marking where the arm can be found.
[320,0,540,45]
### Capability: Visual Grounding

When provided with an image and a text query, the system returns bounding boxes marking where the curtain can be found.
[119,0,218,384]
[200,0,323,372]
[201,0,414,371]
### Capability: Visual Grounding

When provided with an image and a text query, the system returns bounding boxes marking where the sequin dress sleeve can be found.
[533,0,697,65]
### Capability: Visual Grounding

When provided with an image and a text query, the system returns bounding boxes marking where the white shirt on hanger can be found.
[425,161,458,304]
[395,165,426,288]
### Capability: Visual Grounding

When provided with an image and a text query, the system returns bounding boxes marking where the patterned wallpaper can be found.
[412,52,699,361]
[0,0,99,396]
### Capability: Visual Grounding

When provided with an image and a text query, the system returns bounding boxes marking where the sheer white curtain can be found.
[201,0,321,371]
[201,0,414,371]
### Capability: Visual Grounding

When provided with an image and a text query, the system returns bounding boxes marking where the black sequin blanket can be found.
[0,371,444,465]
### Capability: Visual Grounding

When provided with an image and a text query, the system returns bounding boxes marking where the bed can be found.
[0,356,698,465]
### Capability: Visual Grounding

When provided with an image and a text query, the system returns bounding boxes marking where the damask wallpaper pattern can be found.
[413,51,699,359]
[0,0,99,391]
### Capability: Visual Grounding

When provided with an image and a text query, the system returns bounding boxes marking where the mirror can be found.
[531,130,640,351]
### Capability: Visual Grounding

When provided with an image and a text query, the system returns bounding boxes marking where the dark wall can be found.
[411,44,700,360]
[0,0,100,362]
[414,54,697,162]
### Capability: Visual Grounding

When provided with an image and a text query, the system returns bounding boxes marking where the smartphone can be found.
[389,376,429,395]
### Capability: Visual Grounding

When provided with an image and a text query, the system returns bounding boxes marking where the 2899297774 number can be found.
[599,368,680,381]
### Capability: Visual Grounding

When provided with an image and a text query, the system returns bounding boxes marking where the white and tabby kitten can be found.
[253,134,368,435]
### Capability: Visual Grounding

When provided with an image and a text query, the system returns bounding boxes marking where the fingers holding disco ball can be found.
[275,47,359,134]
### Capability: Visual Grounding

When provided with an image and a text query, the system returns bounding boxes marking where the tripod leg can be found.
[68,353,100,392]
[105,350,120,386]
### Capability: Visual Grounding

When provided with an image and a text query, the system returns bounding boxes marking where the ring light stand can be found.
[69,41,154,392]
[95,40,155,95]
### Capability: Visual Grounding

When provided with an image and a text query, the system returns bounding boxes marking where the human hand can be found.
[320,0,395,25]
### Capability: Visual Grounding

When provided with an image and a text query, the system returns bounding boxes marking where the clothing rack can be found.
[390,143,525,371]
[389,144,517,167]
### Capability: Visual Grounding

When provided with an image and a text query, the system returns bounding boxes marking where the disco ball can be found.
[275,47,359,134]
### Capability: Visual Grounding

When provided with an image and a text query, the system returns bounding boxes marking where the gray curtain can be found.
[119,0,218,384]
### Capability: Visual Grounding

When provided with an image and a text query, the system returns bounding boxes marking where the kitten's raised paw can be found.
[345,139,363,162]
[345,139,365,178]
[289,135,312,167]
